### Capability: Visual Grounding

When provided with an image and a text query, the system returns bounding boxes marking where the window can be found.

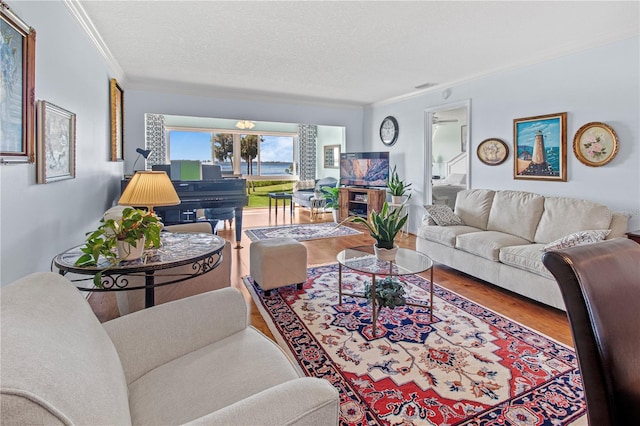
[167,128,297,177]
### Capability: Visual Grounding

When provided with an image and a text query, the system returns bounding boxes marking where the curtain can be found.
[298,124,317,181]
[144,113,167,168]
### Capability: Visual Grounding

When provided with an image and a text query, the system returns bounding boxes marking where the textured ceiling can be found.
[77,1,639,106]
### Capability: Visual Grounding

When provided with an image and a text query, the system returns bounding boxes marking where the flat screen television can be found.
[340,151,389,187]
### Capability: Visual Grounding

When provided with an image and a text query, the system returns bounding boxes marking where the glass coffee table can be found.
[336,246,434,337]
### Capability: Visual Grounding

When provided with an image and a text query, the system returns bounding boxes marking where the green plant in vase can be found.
[320,186,340,222]
[339,201,408,260]
[386,165,412,203]
[75,207,162,287]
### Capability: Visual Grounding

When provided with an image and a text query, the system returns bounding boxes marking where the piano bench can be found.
[250,238,307,295]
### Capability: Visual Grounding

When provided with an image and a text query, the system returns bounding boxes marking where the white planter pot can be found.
[116,236,145,261]
[331,209,339,223]
[374,243,398,262]
[391,195,403,205]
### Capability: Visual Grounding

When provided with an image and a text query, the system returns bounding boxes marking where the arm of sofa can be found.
[103,287,248,384]
[185,377,339,426]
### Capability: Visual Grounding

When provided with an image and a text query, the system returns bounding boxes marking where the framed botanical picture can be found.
[573,122,619,167]
[477,138,509,165]
[0,2,36,163]
[324,144,340,168]
[36,101,76,183]
[513,112,567,181]
[110,78,124,161]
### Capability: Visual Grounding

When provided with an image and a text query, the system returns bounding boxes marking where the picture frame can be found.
[513,112,567,181]
[573,122,618,167]
[36,101,76,184]
[324,144,340,169]
[477,138,509,165]
[0,2,36,163]
[110,78,124,161]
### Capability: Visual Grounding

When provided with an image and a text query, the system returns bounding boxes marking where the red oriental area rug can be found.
[243,264,586,425]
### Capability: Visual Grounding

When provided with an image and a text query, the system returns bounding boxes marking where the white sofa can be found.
[1,272,339,425]
[417,189,629,310]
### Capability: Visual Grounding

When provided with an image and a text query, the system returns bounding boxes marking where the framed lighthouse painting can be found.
[513,112,567,182]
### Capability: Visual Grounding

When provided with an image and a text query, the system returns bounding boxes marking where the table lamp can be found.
[119,171,180,213]
[126,148,152,179]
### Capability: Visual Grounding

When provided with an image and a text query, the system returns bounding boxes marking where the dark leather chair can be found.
[542,238,640,426]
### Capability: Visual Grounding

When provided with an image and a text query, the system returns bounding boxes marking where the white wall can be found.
[316,125,345,180]
[0,1,123,285]
[123,89,364,178]
[364,36,640,233]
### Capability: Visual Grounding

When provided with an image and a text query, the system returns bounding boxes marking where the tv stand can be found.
[338,187,386,222]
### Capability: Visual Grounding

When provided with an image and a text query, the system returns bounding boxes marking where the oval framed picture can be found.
[573,122,619,167]
[477,138,509,165]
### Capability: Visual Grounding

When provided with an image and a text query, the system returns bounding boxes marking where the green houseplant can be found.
[339,201,408,260]
[386,165,412,204]
[75,207,162,286]
[365,276,406,309]
[320,186,340,222]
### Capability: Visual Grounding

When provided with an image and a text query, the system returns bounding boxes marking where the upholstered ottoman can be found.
[250,238,307,295]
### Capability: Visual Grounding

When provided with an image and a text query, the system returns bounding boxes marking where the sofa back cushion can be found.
[1,273,131,425]
[454,189,495,230]
[315,177,338,191]
[534,196,613,243]
[293,179,315,192]
[487,190,545,242]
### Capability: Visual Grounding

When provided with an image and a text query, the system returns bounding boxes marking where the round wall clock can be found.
[380,116,399,146]
[477,138,509,165]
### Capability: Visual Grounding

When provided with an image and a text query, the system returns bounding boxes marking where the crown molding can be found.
[64,0,125,83]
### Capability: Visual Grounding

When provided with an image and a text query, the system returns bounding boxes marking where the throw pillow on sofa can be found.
[542,229,611,252]
[425,205,465,226]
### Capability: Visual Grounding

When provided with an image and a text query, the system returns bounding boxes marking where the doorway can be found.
[424,100,470,209]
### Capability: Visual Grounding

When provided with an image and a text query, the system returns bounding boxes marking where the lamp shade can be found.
[119,171,180,212]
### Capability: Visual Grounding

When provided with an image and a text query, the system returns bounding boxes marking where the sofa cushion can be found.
[499,244,553,279]
[315,177,338,191]
[424,205,464,226]
[293,179,315,192]
[128,328,300,425]
[542,229,611,252]
[456,231,531,261]
[417,224,481,247]
[534,196,613,243]
[454,189,495,230]
[487,191,545,242]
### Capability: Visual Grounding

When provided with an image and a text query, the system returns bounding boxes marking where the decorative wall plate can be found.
[477,138,509,165]
[573,122,618,167]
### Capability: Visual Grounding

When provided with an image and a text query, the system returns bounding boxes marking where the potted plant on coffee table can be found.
[386,165,412,204]
[75,207,162,286]
[340,201,408,261]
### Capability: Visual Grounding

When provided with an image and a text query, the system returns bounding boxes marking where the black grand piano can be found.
[121,178,248,247]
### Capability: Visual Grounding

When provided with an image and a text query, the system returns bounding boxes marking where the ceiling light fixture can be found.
[235,120,255,130]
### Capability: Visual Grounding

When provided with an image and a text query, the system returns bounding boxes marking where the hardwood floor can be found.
[88,207,573,346]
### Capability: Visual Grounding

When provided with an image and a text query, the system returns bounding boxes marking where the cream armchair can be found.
[1,272,339,425]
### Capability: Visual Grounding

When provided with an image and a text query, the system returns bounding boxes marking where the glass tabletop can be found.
[337,246,433,276]
[269,192,292,198]
[54,232,226,274]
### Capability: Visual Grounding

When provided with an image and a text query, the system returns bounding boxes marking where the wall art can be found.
[513,112,567,181]
[573,121,618,167]
[0,1,36,163]
[324,144,340,168]
[36,101,76,183]
[110,78,124,161]
[477,138,509,165]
